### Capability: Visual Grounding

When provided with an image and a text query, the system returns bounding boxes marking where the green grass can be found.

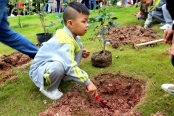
[1,5,174,116]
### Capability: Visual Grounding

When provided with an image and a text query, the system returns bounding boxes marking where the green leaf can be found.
[60,20,64,25]
[100,37,104,42]
[110,22,119,28]
[104,15,109,20]
[88,22,94,26]
[92,25,99,31]
[104,39,108,44]
[100,38,108,44]
[98,18,103,22]
[108,12,115,16]
[100,27,108,35]
[88,17,95,22]
[94,16,102,21]
[56,12,62,18]
[111,17,118,20]
[58,19,63,23]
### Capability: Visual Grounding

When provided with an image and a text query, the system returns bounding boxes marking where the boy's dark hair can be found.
[63,1,89,25]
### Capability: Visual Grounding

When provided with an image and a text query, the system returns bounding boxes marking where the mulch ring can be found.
[0,52,31,85]
[39,73,146,116]
[98,25,160,49]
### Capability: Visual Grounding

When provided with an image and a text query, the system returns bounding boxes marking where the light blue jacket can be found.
[29,26,90,90]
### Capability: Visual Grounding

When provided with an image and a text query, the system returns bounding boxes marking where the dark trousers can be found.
[0,0,38,59]
[56,0,60,12]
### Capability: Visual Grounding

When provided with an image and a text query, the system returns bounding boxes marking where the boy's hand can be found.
[86,81,98,96]
[136,12,141,19]
[82,49,90,58]
[144,25,148,29]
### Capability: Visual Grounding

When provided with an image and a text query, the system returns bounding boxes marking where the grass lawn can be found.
[1,5,174,116]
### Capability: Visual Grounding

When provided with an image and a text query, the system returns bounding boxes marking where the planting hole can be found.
[39,73,145,116]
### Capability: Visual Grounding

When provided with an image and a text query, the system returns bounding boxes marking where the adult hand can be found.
[82,49,90,58]
[169,44,174,59]
[163,27,173,44]
[86,81,97,96]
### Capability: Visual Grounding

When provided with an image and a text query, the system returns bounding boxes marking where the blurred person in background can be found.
[140,0,172,30]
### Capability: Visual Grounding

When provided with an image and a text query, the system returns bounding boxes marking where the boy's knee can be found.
[49,62,64,76]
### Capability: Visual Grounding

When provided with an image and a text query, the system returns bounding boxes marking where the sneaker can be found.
[160,24,172,30]
[161,84,174,95]
[159,23,165,26]
[40,89,63,100]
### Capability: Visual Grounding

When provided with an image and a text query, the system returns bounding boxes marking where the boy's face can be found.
[141,0,153,6]
[67,12,89,38]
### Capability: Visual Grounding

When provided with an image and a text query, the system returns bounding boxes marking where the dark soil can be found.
[39,73,145,116]
[105,25,160,49]
[91,50,112,67]
[0,52,31,85]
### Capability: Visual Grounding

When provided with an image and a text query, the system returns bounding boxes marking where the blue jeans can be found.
[0,0,38,59]
[89,0,96,10]
[62,0,67,12]
[56,0,60,12]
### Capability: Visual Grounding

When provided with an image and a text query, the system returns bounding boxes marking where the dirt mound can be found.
[39,73,146,116]
[0,52,31,85]
[106,25,159,49]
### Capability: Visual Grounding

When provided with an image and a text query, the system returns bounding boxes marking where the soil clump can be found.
[105,25,159,49]
[39,73,145,116]
[0,52,31,85]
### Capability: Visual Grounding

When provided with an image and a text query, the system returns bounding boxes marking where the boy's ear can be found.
[66,20,73,28]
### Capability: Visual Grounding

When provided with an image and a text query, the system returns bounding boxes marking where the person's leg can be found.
[99,1,103,8]
[133,0,136,4]
[89,0,92,9]
[44,61,65,91]
[51,3,54,12]
[85,0,90,9]
[62,0,67,12]
[144,12,153,28]
[93,0,96,9]
[48,3,51,13]
[0,2,38,59]
[91,0,94,9]
[151,10,165,23]
[96,1,99,9]
[57,0,60,12]
[162,4,172,25]
[44,3,47,11]
[40,61,64,100]
[159,4,173,30]
[0,0,7,23]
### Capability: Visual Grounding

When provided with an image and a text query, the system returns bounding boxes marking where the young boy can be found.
[136,2,148,20]
[29,1,97,100]
[141,0,172,29]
